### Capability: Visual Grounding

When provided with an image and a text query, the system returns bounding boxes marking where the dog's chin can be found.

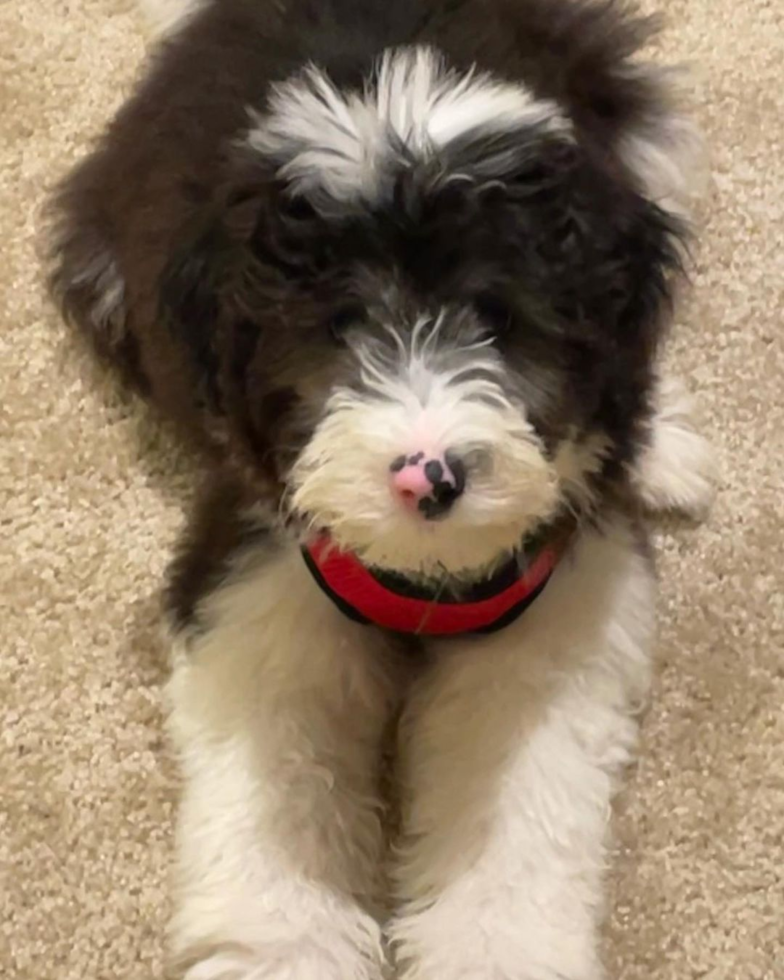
[296,504,558,579]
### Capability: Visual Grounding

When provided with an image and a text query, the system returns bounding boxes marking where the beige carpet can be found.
[1,1,782,977]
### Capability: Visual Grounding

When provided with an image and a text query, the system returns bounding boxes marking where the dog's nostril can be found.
[421,451,466,519]
[424,478,462,517]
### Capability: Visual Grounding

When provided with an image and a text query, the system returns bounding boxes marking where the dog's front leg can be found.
[167,540,395,980]
[390,518,655,980]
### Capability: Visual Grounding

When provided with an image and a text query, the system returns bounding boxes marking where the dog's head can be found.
[163,47,691,576]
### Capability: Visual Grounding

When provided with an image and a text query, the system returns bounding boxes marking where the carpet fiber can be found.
[1,1,782,977]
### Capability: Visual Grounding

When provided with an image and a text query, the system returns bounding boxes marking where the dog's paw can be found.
[392,929,605,980]
[629,374,718,520]
[179,941,385,980]
[181,948,259,980]
[396,962,603,980]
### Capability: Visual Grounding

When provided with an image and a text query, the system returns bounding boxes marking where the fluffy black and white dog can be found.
[49,0,716,976]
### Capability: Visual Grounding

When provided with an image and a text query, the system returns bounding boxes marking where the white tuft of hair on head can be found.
[246,45,571,210]
[373,46,569,152]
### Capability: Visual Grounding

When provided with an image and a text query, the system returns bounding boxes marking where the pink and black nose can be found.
[390,451,466,520]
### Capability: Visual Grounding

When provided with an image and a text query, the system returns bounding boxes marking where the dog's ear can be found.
[158,172,276,414]
[158,173,321,478]
[159,210,235,413]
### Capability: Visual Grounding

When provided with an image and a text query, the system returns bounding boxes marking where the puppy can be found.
[48,0,715,977]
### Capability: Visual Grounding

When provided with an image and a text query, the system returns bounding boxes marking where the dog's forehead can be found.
[245,45,572,212]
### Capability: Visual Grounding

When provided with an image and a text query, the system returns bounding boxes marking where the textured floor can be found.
[1,1,783,978]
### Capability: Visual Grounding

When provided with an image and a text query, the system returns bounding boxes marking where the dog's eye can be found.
[328,305,365,343]
[279,194,317,223]
[473,293,514,336]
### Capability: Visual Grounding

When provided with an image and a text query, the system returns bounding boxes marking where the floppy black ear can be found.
[157,168,324,433]
[158,174,272,413]
[160,214,232,412]
[160,168,325,330]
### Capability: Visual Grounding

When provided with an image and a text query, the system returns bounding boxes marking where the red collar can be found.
[302,530,566,636]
